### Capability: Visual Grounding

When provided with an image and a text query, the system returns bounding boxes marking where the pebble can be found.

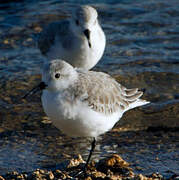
[34,26,42,33]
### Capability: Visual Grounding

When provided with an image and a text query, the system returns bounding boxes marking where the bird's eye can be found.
[75,19,79,26]
[55,73,60,79]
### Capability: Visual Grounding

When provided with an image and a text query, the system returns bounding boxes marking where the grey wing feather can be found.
[73,71,144,114]
[37,20,70,55]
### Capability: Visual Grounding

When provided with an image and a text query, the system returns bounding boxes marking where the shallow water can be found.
[0,0,179,177]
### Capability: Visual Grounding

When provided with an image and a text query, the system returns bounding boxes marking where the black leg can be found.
[84,137,96,170]
[73,137,96,178]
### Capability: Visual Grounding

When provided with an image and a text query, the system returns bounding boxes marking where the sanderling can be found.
[24,59,149,174]
[38,5,106,70]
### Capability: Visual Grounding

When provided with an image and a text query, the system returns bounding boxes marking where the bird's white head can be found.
[71,5,99,48]
[42,59,78,92]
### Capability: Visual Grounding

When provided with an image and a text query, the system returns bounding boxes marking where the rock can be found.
[34,26,42,33]
[105,154,130,168]
[67,154,85,168]
[1,154,176,179]
[0,176,5,180]
[3,39,9,45]
[47,171,54,180]
[97,154,132,175]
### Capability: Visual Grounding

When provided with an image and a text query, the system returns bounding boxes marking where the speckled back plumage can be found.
[68,70,144,115]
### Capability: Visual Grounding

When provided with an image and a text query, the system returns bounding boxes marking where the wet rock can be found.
[1,153,177,179]
[149,172,163,179]
[41,116,52,124]
[67,154,85,168]
[0,176,5,180]
[33,26,42,33]
[28,169,55,180]
[53,169,70,179]
[138,174,150,180]
[4,171,27,180]
[3,39,9,45]
[105,154,130,168]
[96,154,133,179]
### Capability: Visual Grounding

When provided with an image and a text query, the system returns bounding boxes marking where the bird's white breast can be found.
[46,25,105,70]
[41,90,122,138]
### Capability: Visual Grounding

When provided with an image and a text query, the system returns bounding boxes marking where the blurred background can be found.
[0,0,178,178]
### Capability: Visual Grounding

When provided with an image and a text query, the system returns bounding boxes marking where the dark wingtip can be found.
[139,88,146,93]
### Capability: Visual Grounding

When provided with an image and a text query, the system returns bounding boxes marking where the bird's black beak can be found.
[23,82,47,99]
[84,29,91,48]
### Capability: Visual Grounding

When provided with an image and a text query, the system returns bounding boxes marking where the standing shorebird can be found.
[25,59,150,174]
[38,5,106,70]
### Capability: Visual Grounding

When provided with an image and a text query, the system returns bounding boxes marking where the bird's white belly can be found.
[46,29,105,70]
[47,43,98,70]
[41,91,122,138]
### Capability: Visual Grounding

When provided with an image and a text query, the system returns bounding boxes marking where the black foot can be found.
[70,138,96,179]
[72,166,87,179]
